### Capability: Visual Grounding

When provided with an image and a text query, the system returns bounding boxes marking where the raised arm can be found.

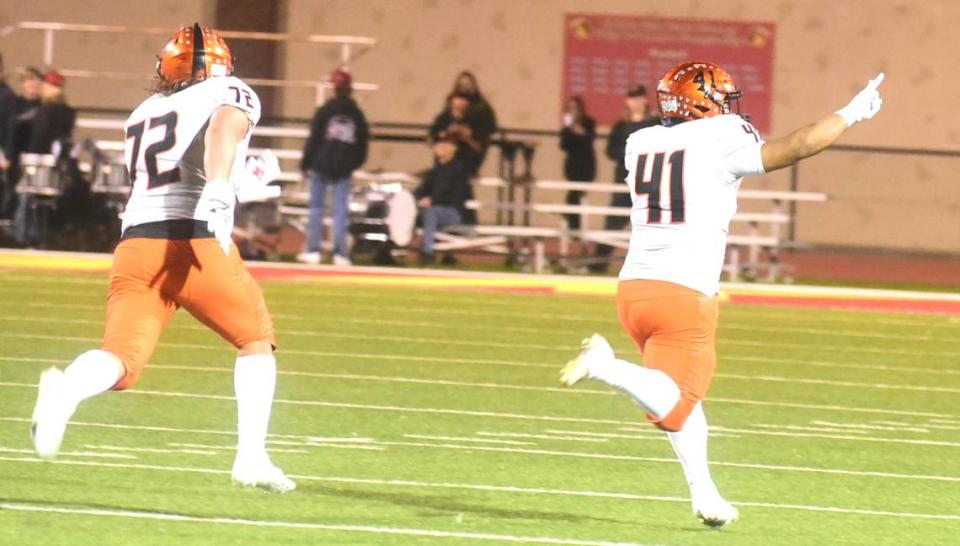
[761,73,884,172]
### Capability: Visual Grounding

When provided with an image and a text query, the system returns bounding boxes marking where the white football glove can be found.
[236,149,282,204]
[836,72,884,126]
[197,179,236,255]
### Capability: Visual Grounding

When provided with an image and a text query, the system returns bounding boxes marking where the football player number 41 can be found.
[634,150,686,224]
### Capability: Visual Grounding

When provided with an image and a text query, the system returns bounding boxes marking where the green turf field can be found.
[1,269,959,545]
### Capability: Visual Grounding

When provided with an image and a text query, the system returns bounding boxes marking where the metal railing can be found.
[10,21,379,103]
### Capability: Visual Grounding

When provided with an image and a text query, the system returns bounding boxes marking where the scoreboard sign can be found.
[562,13,776,133]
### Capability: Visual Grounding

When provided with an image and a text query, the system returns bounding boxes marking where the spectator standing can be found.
[451,71,497,172]
[15,69,75,246]
[298,68,369,266]
[592,84,660,271]
[0,53,17,218]
[414,140,471,265]
[26,69,75,154]
[1,67,42,219]
[559,95,596,230]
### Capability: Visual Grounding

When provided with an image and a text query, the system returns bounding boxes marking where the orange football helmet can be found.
[656,61,743,123]
[156,23,234,90]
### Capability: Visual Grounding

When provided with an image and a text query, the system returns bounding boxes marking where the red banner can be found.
[562,13,776,134]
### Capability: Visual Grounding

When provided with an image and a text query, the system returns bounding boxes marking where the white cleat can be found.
[296,251,322,265]
[332,254,352,267]
[232,453,296,493]
[560,333,614,386]
[694,495,739,529]
[31,367,77,459]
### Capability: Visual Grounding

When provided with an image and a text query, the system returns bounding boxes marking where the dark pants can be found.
[595,191,631,258]
[564,190,584,230]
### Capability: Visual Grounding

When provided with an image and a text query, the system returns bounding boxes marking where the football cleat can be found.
[232,452,296,493]
[560,333,614,386]
[31,367,77,459]
[693,494,739,529]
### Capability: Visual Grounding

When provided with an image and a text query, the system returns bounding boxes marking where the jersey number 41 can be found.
[633,150,685,224]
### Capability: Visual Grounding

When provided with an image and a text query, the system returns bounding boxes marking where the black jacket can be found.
[301,96,369,179]
[559,115,596,182]
[0,82,17,159]
[606,116,660,184]
[27,102,75,155]
[414,159,472,217]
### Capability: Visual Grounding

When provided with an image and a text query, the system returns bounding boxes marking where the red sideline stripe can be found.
[728,294,960,315]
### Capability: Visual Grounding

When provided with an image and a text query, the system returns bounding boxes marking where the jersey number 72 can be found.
[633,150,685,224]
[125,112,180,189]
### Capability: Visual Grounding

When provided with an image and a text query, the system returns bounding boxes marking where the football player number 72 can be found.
[633,150,686,224]
[125,112,180,189]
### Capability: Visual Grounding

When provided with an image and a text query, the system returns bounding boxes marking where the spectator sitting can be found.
[559,95,596,231]
[429,92,484,176]
[415,139,471,266]
[297,67,369,266]
[1,66,43,220]
[592,84,660,272]
[450,70,497,172]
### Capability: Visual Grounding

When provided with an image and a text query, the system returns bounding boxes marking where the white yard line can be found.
[5,352,960,403]
[476,432,609,443]
[0,502,652,546]
[83,444,218,456]
[375,440,960,483]
[403,435,536,446]
[0,446,137,460]
[1,457,958,522]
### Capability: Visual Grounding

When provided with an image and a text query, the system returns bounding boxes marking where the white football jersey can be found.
[618,114,766,296]
[121,76,261,233]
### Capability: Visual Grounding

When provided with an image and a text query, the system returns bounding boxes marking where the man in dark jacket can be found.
[415,140,471,265]
[1,66,43,219]
[428,92,489,176]
[298,68,369,266]
[592,84,660,271]
[0,54,18,218]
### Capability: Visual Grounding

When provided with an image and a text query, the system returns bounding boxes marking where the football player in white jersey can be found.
[562,61,883,527]
[30,24,294,492]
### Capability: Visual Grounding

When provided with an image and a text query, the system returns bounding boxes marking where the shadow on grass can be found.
[304,484,632,525]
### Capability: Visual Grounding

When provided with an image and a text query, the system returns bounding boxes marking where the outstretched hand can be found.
[836,72,884,126]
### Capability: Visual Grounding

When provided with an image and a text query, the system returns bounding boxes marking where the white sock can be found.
[62,350,125,407]
[234,354,277,456]
[667,402,719,500]
[588,359,681,419]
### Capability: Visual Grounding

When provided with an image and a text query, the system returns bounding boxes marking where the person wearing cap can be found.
[592,84,660,271]
[26,69,75,155]
[298,67,369,266]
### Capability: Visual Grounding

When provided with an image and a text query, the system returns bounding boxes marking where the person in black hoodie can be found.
[414,139,471,265]
[298,68,369,265]
[559,95,596,230]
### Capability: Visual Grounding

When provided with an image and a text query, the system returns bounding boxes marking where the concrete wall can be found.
[0,0,216,109]
[2,0,958,252]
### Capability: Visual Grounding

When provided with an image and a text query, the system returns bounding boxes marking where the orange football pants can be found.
[102,237,275,390]
[616,279,719,432]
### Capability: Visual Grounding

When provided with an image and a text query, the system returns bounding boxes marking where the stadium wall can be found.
[1,0,958,254]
